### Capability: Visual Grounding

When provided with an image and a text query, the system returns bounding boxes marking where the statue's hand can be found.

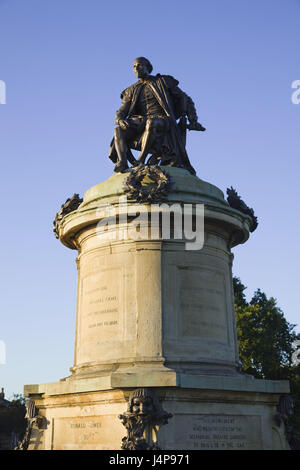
[188,121,206,131]
[119,119,130,130]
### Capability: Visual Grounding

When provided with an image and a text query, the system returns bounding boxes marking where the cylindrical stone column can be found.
[56,167,251,378]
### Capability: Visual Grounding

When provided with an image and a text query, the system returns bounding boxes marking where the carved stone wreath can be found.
[123,165,173,203]
[226,186,258,233]
[53,193,83,239]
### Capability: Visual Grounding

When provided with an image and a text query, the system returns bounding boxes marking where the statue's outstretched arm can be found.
[170,84,205,131]
[186,95,198,125]
[183,91,206,131]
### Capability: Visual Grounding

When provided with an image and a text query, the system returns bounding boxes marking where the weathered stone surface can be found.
[24,167,290,450]
[24,385,289,450]
[52,167,252,378]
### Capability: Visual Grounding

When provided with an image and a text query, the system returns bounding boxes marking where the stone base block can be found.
[24,373,290,450]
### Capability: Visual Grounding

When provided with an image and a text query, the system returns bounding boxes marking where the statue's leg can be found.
[137,118,166,164]
[126,148,137,166]
[114,127,130,172]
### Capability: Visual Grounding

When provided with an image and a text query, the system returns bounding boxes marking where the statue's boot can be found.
[114,160,128,173]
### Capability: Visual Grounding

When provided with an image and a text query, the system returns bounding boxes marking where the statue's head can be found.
[133,57,153,79]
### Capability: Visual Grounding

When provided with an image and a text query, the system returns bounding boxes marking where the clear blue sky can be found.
[0,0,299,399]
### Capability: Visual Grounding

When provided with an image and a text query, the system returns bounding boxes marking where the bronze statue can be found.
[109,57,206,175]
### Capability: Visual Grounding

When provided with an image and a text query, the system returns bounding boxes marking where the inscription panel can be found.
[179,267,228,343]
[52,415,123,450]
[78,268,122,362]
[175,414,262,450]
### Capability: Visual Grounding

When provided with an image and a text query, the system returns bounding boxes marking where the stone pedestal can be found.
[24,167,290,450]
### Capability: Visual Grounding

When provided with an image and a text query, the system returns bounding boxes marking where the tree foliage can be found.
[0,394,26,435]
[233,276,300,435]
[10,394,27,407]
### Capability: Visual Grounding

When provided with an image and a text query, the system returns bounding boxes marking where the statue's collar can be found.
[137,75,156,85]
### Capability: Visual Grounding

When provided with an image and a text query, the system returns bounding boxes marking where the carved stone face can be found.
[131,396,154,415]
[133,59,149,79]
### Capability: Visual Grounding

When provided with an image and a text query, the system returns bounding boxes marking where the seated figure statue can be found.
[108,57,205,175]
